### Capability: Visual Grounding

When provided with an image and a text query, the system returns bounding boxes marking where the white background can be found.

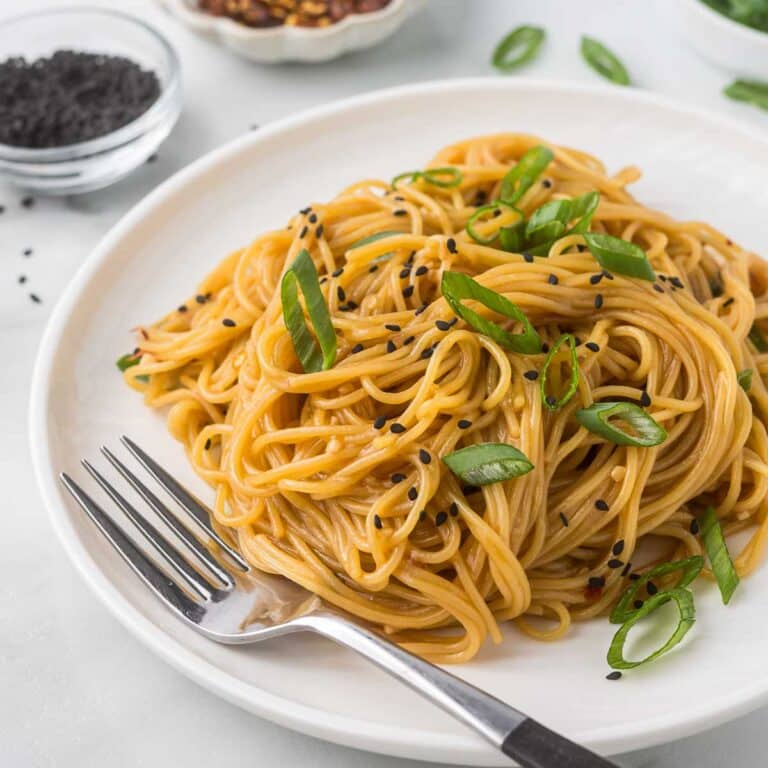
[2,0,767,766]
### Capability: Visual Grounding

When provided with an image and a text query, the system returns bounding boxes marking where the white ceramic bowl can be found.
[677,0,768,78]
[157,0,426,62]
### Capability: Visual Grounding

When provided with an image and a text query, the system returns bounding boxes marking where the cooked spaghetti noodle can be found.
[122,134,768,663]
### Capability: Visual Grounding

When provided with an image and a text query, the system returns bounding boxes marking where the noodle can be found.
[122,133,768,663]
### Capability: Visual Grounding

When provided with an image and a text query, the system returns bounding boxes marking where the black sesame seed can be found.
[585,342,600,352]
[385,323,401,332]
[336,288,346,303]
[29,292,41,304]
[646,581,659,596]
[559,512,569,527]
[391,423,406,434]
[653,283,664,293]
[612,540,625,556]
[415,304,428,316]
[545,395,557,407]
[204,438,211,450]
[629,573,641,581]
[343,301,358,311]
[386,340,396,353]
[542,179,552,188]
[394,196,404,201]
[633,599,644,609]
[608,559,623,569]
[195,294,207,304]
[319,277,328,285]
[436,320,452,331]
[373,416,386,430]
[435,511,448,526]
[22,248,33,257]
[419,511,427,522]
[18,275,26,284]
[391,473,406,483]
[408,486,418,500]
[449,502,459,516]
[222,318,236,327]
[523,251,534,263]
[491,209,502,218]
[589,273,603,285]
[548,274,558,285]
[659,274,667,282]
[299,206,311,215]
[595,499,609,511]
[399,267,412,279]
[574,337,583,346]
[178,305,188,313]
[421,347,434,359]
[403,335,415,345]
[374,515,383,529]
[351,343,364,354]
[463,485,481,495]
[407,251,416,264]
[670,276,684,289]
[690,519,700,535]
[602,270,614,280]
[402,285,415,298]
[723,297,735,308]
[21,196,34,208]
[332,267,344,277]
[419,449,431,464]
[415,266,428,277]
[541,342,549,353]
[369,265,379,273]
[299,226,308,238]
[446,238,458,254]
[594,294,604,309]
[606,671,622,681]
[316,225,324,238]
[621,562,632,577]
[640,391,652,407]
[457,419,472,429]
[394,209,408,217]
[588,576,605,589]
[523,370,539,381]
[308,213,318,224]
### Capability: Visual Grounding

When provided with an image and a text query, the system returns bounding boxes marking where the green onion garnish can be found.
[607,587,696,670]
[610,556,704,624]
[576,401,667,447]
[443,443,534,486]
[349,230,404,249]
[500,145,554,204]
[724,80,768,113]
[116,352,141,372]
[580,36,631,86]
[567,190,600,234]
[392,167,462,189]
[540,333,579,411]
[583,232,655,281]
[700,506,740,604]
[441,271,541,354]
[491,25,546,72]
[466,202,523,245]
[738,368,753,391]
[280,249,337,373]
[499,219,527,252]
[749,323,768,352]
[525,199,573,247]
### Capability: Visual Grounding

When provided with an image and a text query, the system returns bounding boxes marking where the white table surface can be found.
[1,0,766,765]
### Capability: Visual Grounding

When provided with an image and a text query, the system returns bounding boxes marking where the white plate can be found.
[30,78,768,766]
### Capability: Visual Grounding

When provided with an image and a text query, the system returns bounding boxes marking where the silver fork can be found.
[60,436,620,768]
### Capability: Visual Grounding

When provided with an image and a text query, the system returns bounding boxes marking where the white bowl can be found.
[157,0,426,63]
[677,0,768,78]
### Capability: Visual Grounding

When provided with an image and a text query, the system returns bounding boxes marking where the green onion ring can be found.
[583,232,655,281]
[392,167,462,189]
[443,443,534,486]
[749,323,768,352]
[466,202,523,245]
[576,401,667,447]
[500,145,554,204]
[581,36,631,86]
[491,25,546,72]
[737,368,753,392]
[540,333,579,411]
[700,506,740,604]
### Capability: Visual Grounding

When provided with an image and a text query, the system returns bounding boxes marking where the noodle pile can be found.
[122,133,768,663]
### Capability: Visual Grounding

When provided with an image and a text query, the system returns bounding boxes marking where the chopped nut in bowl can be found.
[158,0,426,62]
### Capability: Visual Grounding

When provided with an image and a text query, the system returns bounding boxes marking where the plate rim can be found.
[29,76,768,764]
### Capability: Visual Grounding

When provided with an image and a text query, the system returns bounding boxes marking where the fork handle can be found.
[301,614,618,767]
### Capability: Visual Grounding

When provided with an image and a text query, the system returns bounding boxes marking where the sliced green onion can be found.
[738,368,753,391]
[700,506,740,604]
[583,232,655,281]
[392,167,462,189]
[349,230,404,249]
[491,25,546,72]
[525,199,572,246]
[443,442,533,486]
[607,588,695,670]
[441,271,541,354]
[540,333,579,411]
[281,249,337,373]
[580,36,631,86]
[724,80,768,113]
[500,145,554,204]
[749,323,768,352]
[610,556,704,624]
[499,219,527,252]
[117,352,141,372]
[576,401,667,447]
[466,202,523,245]
[567,191,600,234]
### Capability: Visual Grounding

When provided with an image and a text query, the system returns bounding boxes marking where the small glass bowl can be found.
[0,7,182,195]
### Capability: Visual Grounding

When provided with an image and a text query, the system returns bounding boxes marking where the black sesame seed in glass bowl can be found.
[0,8,181,194]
